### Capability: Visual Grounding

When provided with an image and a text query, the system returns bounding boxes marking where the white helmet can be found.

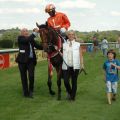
[45,4,55,13]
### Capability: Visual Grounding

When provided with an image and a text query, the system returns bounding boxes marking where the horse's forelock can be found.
[38,24,58,45]
[39,24,48,29]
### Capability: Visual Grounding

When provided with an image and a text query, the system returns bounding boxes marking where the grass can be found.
[0,51,120,120]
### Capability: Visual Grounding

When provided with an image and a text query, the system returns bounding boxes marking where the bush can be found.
[0,40,13,48]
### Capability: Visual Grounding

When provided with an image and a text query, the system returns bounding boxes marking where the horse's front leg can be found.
[56,67,62,100]
[47,64,55,95]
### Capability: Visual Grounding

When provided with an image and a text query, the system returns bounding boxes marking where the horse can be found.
[36,23,63,100]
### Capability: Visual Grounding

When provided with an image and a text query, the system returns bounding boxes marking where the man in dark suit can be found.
[16,28,43,98]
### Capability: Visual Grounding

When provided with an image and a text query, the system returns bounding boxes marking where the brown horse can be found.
[36,23,63,100]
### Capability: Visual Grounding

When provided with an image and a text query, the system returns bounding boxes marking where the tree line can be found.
[0,28,120,48]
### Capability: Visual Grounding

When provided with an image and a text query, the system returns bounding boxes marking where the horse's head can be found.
[36,22,58,53]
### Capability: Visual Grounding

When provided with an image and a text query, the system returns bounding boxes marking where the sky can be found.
[0,0,120,31]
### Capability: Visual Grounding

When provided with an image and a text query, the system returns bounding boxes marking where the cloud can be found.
[0,8,40,14]
[111,11,120,16]
[0,0,46,6]
[0,23,31,29]
[0,0,42,2]
[57,0,96,9]
[0,0,96,9]
[98,22,120,31]
[78,13,86,17]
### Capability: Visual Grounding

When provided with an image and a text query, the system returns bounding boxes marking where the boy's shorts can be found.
[106,81,118,94]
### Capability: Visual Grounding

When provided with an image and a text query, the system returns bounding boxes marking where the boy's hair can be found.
[107,49,116,59]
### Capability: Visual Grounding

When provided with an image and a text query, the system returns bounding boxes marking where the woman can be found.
[62,30,84,101]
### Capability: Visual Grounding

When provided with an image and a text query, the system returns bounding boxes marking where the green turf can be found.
[0,51,120,120]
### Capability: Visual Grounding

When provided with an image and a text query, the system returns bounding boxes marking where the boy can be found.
[103,49,120,104]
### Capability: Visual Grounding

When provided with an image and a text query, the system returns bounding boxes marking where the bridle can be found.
[37,23,72,68]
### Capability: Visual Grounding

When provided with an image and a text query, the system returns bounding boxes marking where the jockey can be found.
[45,4,71,42]
[45,3,71,77]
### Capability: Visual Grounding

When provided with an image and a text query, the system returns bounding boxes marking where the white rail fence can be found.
[0,42,119,69]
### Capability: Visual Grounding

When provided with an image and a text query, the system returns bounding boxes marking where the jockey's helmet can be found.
[45,4,55,13]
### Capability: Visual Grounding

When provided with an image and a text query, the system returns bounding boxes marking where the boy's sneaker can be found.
[112,97,116,101]
[112,94,116,101]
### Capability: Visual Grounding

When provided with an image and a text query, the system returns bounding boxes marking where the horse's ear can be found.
[45,21,48,27]
[36,22,39,28]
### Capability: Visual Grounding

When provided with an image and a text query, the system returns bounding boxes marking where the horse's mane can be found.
[49,27,59,45]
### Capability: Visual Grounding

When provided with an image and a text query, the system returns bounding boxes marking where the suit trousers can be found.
[63,67,79,100]
[18,59,35,96]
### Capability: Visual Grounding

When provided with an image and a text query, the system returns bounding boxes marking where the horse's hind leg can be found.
[57,79,61,100]
[47,65,55,95]
[47,75,55,95]
[56,67,62,100]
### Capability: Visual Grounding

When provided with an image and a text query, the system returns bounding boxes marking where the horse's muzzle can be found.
[43,48,48,52]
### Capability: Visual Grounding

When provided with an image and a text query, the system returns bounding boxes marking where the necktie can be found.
[29,43,33,58]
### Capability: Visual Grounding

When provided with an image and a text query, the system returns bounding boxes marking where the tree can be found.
[1,30,20,48]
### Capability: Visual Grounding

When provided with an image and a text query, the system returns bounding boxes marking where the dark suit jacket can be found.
[16,34,43,65]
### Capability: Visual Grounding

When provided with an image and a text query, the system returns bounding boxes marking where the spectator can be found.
[117,35,120,53]
[101,37,108,56]
[93,36,99,53]
[16,28,43,98]
[62,30,84,101]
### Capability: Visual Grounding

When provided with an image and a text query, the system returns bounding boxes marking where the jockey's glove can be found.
[33,32,38,37]
[60,28,66,34]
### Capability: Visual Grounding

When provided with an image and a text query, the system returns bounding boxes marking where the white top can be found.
[67,41,73,67]
[101,39,108,49]
[62,40,81,70]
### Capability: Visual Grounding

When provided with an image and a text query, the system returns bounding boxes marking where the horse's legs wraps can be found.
[47,75,55,95]
[56,66,62,100]
[47,64,55,95]
[57,77,61,100]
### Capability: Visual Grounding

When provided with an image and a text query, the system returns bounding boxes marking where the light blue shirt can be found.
[103,59,120,82]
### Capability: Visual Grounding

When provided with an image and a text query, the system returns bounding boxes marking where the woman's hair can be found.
[107,49,116,59]
[66,30,77,40]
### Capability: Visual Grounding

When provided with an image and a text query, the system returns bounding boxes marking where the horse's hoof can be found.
[49,91,55,95]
